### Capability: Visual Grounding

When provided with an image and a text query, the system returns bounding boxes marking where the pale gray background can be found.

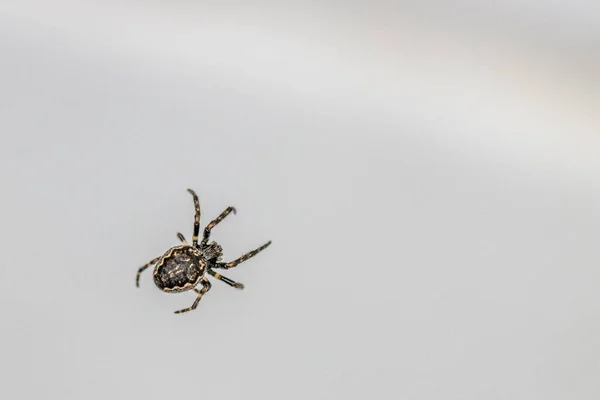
[0,1,599,399]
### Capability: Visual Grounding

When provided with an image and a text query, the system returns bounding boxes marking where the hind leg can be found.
[136,256,160,287]
[208,269,244,289]
[174,277,212,314]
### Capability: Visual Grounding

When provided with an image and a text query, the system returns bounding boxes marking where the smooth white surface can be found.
[0,2,599,399]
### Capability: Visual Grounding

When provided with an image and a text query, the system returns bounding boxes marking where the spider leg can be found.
[177,232,188,244]
[215,241,272,270]
[187,189,201,246]
[136,256,161,287]
[200,206,236,247]
[174,277,212,314]
[207,268,244,289]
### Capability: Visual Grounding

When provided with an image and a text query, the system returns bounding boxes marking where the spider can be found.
[136,189,271,314]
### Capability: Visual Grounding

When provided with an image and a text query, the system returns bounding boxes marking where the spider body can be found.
[136,189,271,314]
[153,245,206,293]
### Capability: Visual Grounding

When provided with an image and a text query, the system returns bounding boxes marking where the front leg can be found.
[200,206,236,247]
[187,189,201,246]
[216,241,272,270]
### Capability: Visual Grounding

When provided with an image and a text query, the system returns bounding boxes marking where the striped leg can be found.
[187,189,201,246]
[200,206,236,247]
[216,241,272,270]
[177,232,188,244]
[174,278,212,314]
[136,256,160,288]
[208,268,244,289]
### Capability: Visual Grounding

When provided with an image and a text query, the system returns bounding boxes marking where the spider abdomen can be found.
[153,245,206,293]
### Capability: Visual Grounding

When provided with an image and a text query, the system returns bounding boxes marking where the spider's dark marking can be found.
[135,188,272,314]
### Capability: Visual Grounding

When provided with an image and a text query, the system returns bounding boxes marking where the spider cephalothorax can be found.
[136,189,271,314]
[202,242,223,262]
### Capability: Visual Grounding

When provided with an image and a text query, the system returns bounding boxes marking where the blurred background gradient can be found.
[0,1,598,399]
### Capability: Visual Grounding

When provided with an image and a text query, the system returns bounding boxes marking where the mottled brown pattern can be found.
[153,246,205,292]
